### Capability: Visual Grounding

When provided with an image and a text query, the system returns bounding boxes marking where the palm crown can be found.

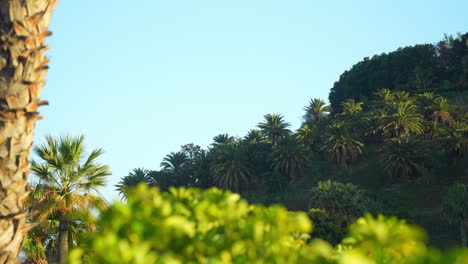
[30,135,110,264]
[257,113,291,146]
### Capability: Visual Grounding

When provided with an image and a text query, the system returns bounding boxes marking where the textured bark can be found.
[57,218,68,264]
[0,1,58,263]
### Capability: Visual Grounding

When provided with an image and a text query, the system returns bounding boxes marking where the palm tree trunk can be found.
[460,221,467,247]
[57,218,68,264]
[0,1,58,263]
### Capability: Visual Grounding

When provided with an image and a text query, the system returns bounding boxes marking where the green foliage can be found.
[69,185,317,264]
[323,122,364,168]
[443,121,468,157]
[30,135,110,220]
[69,186,468,264]
[442,184,468,246]
[30,135,111,263]
[442,184,468,221]
[307,209,344,245]
[381,138,426,180]
[341,214,430,263]
[329,33,468,111]
[340,99,363,118]
[379,98,424,138]
[271,137,306,181]
[22,236,47,264]
[309,181,368,225]
[257,113,292,147]
[304,98,332,123]
[115,168,151,197]
[210,142,251,192]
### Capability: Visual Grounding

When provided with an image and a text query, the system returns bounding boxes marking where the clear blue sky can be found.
[34,0,467,200]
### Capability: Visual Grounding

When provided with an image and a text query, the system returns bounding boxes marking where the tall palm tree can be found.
[380,100,423,138]
[340,99,363,117]
[146,170,177,192]
[381,138,424,180]
[257,114,291,147]
[271,137,305,181]
[304,98,331,123]
[30,135,110,264]
[0,1,59,261]
[115,168,150,198]
[210,143,250,192]
[160,152,187,173]
[296,123,318,152]
[160,152,189,186]
[443,121,468,157]
[212,133,235,147]
[323,122,364,168]
[417,92,438,118]
[373,88,394,113]
[244,129,264,144]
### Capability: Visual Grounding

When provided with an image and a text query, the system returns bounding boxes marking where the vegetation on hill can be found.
[329,33,468,111]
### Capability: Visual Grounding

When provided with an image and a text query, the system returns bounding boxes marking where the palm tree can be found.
[296,122,319,152]
[323,122,364,168]
[443,121,468,157]
[424,120,446,140]
[379,100,423,138]
[115,168,150,198]
[393,91,410,103]
[271,137,306,182]
[257,114,291,147]
[160,151,188,181]
[244,129,264,144]
[212,133,235,146]
[0,1,59,261]
[442,184,468,247]
[30,135,110,264]
[146,170,177,191]
[210,143,250,192]
[431,97,454,126]
[304,98,331,123]
[417,92,438,118]
[340,99,363,117]
[381,138,425,180]
[373,88,394,108]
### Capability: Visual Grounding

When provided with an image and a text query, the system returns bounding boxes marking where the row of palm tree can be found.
[117,89,467,197]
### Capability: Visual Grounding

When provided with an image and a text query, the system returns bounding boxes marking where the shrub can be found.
[69,185,468,264]
[69,184,323,264]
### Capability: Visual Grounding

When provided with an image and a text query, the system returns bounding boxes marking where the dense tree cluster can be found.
[117,90,467,197]
[329,33,468,111]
